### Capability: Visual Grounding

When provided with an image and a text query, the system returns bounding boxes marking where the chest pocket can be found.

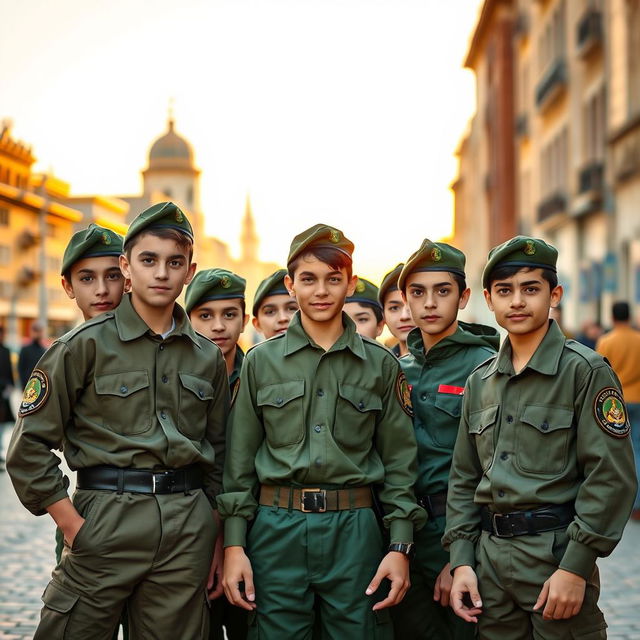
[257,380,305,448]
[95,371,152,435]
[178,373,215,440]
[516,405,574,475]
[432,393,464,449]
[468,405,499,471]
[334,383,382,451]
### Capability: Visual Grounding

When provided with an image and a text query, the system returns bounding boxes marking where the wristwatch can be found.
[388,542,415,558]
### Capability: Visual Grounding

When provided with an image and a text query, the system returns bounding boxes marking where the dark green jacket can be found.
[400,321,499,497]
[7,294,229,515]
[218,312,427,547]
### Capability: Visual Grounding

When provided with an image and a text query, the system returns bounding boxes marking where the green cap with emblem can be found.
[185,268,246,314]
[252,269,289,316]
[378,263,404,306]
[482,235,558,289]
[61,224,123,275]
[346,277,382,310]
[398,239,466,291]
[287,223,354,266]
[124,201,193,245]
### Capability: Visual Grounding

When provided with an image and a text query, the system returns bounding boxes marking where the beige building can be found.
[453,0,639,332]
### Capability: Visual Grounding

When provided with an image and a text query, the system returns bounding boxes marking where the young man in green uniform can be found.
[219,224,426,639]
[251,269,299,340]
[7,201,229,640]
[378,263,416,357]
[185,268,249,640]
[186,268,248,403]
[391,239,498,639]
[343,277,385,340]
[444,236,637,639]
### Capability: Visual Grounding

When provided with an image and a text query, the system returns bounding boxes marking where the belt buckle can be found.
[301,488,326,513]
[152,471,173,494]
[492,512,513,538]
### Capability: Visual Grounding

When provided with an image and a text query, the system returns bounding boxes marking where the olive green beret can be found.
[185,269,246,314]
[61,224,123,275]
[124,201,193,245]
[378,263,404,306]
[398,239,465,291]
[252,269,289,316]
[482,236,558,289]
[346,278,382,310]
[287,223,354,266]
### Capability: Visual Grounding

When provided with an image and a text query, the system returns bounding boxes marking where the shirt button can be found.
[541,421,549,431]
[159,344,165,351]
[120,385,128,394]
[314,457,322,466]
[420,393,427,401]
[160,411,167,419]
[506,415,514,423]
[314,425,322,433]
[500,452,509,461]
[358,401,365,410]
[498,489,505,497]
[161,375,168,383]
[198,390,204,398]
[317,389,324,397]
[275,398,283,406]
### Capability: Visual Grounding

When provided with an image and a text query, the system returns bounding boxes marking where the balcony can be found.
[535,59,567,111]
[577,9,602,58]
[515,113,529,139]
[578,161,604,194]
[537,192,567,223]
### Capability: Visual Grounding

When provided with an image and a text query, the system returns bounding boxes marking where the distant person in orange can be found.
[596,301,640,518]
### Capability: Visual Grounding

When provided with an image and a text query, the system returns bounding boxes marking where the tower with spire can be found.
[240,194,259,262]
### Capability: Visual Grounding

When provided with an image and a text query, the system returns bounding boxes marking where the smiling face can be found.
[382,289,415,343]
[404,270,470,347]
[62,256,125,320]
[484,267,563,337]
[252,294,298,339]
[119,232,195,313]
[189,298,248,356]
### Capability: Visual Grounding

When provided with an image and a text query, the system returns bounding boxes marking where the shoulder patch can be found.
[19,369,50,416]
[396,371,413,417]
[593,387,630,438]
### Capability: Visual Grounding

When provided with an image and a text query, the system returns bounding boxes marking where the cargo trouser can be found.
[35,488,217,640]
[246,504,393,639]
[391,514,475,639]
[475,529,607,639]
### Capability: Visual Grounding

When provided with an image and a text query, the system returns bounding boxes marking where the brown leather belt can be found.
[259,485,372,512]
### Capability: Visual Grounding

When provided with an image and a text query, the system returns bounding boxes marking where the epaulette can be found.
[246,332,286,355]
[469,353,498,375]
[565,339,607,368]
[57,312,114,344]
[361,335,396,355]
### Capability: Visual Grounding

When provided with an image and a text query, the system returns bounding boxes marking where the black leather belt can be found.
[481,503,574,538]
[417,491,447,519]
[77,465,203,494]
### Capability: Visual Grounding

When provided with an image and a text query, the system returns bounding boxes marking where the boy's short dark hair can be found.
[486,265,558,291]
[287,246,353,280]
[612,301,630,322]
[124,228,194,261]
[353,301,383,324]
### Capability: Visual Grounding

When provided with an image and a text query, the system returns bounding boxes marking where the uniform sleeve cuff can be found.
[449,539,477,572]
[558,540,598,581]
[224,516,248,548]
[38,489,71,516]
[389,519,414,544]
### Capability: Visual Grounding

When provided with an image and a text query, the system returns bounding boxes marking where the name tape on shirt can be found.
[437,384,465,395]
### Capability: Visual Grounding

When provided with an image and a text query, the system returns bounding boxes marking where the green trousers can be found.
[246,505,393,640]
[391,515,475,640]
[36,488,217,640]
[475,529,607,639]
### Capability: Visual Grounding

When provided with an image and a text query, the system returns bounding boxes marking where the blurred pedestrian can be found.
[17,321,46,388]
[575,319,604,350]
[596,301,640,518]
[0,325,14,466]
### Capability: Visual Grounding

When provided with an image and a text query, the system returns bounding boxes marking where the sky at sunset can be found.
[1,0,482,282]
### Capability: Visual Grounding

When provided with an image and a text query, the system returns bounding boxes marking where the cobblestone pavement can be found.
[0,424,639,638]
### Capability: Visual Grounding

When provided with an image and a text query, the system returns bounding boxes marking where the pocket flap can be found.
[41,581,79,613]
[521,405,573,433]
[338,383,382,412]
[95,370,149,397]
[178,373,214,400]
[434,392,463,418]
[468,405,499,435]
[257,380,305,408]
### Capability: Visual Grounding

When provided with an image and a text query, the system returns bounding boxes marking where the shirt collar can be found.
[115,294,201,347]
[482,319,564,379]
[283,311,367,359]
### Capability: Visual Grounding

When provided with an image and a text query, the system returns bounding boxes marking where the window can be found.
[582,87,605,162]
[0,245,10,265]
[540,127,569,197]
[0,208,9,226]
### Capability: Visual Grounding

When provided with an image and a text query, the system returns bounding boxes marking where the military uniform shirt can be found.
[217,312,426,547]
[443,320,637,580]
[400,322,498,497]
[7,294,229,516]
[229,346,244,398]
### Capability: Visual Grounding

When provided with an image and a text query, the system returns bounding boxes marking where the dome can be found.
[147,118,194,169]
